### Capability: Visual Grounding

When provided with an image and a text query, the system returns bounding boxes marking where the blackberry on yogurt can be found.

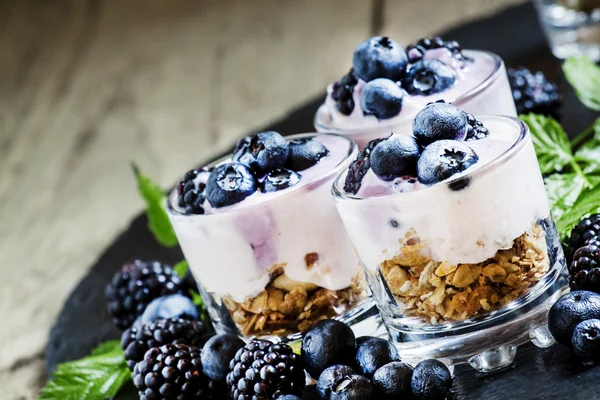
[331,69,359,116]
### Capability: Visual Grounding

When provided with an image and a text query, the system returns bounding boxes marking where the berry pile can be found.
[508,67,562,119]
[344,102,485,194]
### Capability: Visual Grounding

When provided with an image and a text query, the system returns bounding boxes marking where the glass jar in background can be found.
[332,116,568,372]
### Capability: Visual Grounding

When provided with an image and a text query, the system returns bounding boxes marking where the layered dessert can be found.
[167,131,370,338]
[315,36,516,148]
[332,102,558,325]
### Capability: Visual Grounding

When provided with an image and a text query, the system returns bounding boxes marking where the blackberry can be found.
[565,214,600,263]
[570,237,600,293]
[133,344,208,399]
[121,317,209,370]
[331,69,359,116]
[105,260,188,330]
[465,113,489,141]
[177,168,210,215]
[406,37,469,63]
[508,67,562,119]
[343,137,386,194]
[226,340,305,399]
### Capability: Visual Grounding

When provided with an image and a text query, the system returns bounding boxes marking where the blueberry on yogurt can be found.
[285,138,329,171]
[359,79,404,120]
[370,134,420,181]
[352,36,408,82]
[417,140,478,185]
[261,168,301,193]
[403,59,456,96]
[206,163,257,207]
[413,102,468,146]
[232,131,289,176]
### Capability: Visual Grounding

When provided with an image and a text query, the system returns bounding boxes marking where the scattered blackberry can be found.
[570,236,600,293]
[406,37,469,63]
[106,260,188,330]
[121,317,209,370]
[465,113,489,141]
[565,214,600,263]
[508,67,562,119]
[133,344,208,399]
[226,340,305,399]
[331,69,359,116]
[343,137,386,194]
[177,168,210,215]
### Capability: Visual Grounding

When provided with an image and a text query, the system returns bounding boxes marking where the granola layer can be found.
[380,224,549,324]
[222,266,367,336]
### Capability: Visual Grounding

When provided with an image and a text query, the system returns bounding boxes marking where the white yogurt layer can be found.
[333,116,550,268]
[168,134,360,303]
[315,50,517,148]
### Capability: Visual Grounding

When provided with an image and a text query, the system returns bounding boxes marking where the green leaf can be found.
[545,173,587,221]
[574,118,600,174]
[40,341,131,400]
[132,163,178,247]
[556,184,600,239]
[521,114,574,175]
[563,56,600,111]
[173,260,189,278]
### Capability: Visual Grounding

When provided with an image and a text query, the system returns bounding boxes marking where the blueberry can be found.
[330,374,375,400]
[413,102,468,146]
[417,140,478,185]
[261,168,301,193]
[359,79,404,119]
[317,365,355,399]
[572,319,600,362]
[370,134,420,181]
[301,319,356,379]
[411,359,452,400]
[373,361,413,399]
[278,396,302,400]
[403,59,456,95]
[134,294,198,328]
[200,334,245,381]
[352,36,408,82]
[232,131,289,175]
[548,291,600,347]
[206,163,257,207]
[286,138,329,171]
[355,337,400,378]
[355,336,377,348]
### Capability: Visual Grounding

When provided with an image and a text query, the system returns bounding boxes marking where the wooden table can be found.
[0,1,525,398]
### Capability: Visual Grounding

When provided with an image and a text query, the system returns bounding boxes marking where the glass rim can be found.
[314,50,505,136]
[331,115,529,202]
[167,132,357,218]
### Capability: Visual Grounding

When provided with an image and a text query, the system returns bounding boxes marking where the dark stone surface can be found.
[46,2,600,399]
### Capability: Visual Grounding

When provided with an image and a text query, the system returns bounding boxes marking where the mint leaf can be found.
[521,114,574,175]
[563,56,600,111]
[132,164,178,247]
[40,341,131,400]
[173,259,189,278]
[545,173,587,221]
[556,184,600,239]
[574,118,600,173]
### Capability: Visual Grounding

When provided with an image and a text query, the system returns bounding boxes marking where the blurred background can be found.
[1,0,599,399]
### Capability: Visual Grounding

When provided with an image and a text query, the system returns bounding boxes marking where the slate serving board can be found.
[46,3,600,399]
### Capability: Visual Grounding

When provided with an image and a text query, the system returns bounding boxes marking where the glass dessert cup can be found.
[332,117,568,372]
[167,133,380,343]
[315,50,517,149]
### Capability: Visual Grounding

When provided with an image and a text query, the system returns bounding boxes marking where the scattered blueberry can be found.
[261,168,301,193]
[200,334,246,381]
[412,102,468,145]
[232,131,289,175]
[359,79,404,119]
[403,59,456,95]
[317,365,355,400]
[417,140,478,185]
[572,319,600,363]
[548,291,600,347]
[286,138,329,171]
[134,294,199,329]
[330,374,375,400]
[373,361,414,399]
[411,359,452,400]
[370,134,420,181]
[352,36,408,82]
[206,163,257,207]
[301,319,356,379]
[355,337,400,378]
